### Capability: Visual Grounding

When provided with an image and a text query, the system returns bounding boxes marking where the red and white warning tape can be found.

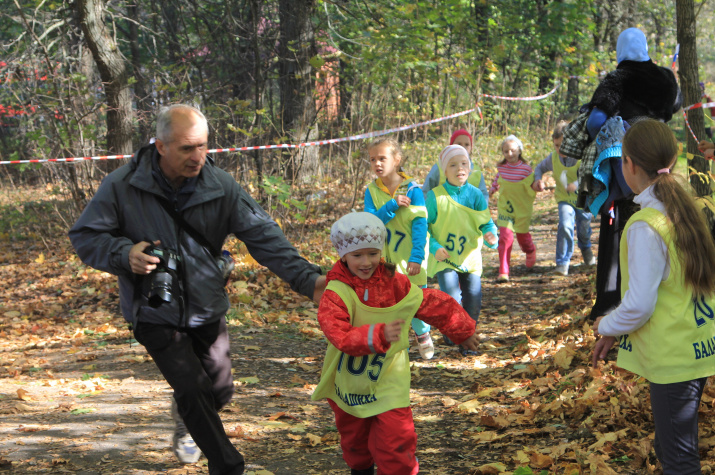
[681,101,715,143]
[0,83,560,165]
[480,83,560,102]
[683,110,700,143]
[683,101,715,112]
[0,106,480,165]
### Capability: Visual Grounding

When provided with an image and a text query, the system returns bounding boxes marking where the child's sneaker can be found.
[525,250,537,268]
[554,264,569,276]
[497,274,509,282]
[171,398,202,464]
[582,248,596,266]
[416,332,434,360]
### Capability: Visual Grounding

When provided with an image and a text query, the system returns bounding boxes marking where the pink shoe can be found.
[525,250,536,268]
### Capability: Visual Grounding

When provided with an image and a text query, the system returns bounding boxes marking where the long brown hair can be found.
[622,120,715,298]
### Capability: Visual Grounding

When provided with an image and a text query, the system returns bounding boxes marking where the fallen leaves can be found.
[16,388,33,401]
[0,402,34,414]
[1,189,714,474]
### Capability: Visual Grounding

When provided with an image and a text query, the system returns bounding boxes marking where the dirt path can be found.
[2,190,678,475]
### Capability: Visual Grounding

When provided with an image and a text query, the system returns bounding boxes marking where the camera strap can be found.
[157,199,221,257]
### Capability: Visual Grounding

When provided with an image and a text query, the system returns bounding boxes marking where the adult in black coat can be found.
[587,28,681,320]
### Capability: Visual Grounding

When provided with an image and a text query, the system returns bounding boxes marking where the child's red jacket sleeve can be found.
[416,288,476,344]
[317,290,392,356]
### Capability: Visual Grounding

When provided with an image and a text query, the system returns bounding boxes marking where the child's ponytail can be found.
[622,120,715,298]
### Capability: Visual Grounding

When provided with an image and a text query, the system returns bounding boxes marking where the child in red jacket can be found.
[312,212,479,475]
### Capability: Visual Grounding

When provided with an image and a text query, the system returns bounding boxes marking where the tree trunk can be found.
[473,0,489,88]
[338,58,352,123]
[278,0,318,181]
[566,76,580,116]
[76,0,133,157]
[251,0,264,187]
[128,3,153,144]
[676,0,709,196]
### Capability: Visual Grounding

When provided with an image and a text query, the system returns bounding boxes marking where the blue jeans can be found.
[436,270,482,323]
[650,378,707,475]
[556,201,593,266]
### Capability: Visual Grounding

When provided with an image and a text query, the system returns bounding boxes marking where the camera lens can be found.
[148,271,173,308]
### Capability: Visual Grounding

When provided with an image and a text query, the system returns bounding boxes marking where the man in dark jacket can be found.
[69,104,325,475]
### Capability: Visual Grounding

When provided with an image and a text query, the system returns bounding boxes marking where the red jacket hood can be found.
[325,260,411,308]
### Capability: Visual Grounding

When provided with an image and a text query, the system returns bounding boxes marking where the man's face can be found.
[156,111,208,185]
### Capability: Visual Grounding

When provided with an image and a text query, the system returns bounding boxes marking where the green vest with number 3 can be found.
[366,180,428,286]
[427,185,491,277]
[552,154,580,207]
[496,174,536,233]
[311,280,423,417]
[617,208,715,384]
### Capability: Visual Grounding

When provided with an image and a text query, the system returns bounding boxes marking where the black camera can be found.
[144,245,181,308]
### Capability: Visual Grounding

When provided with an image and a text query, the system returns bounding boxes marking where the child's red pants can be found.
[498,226,535,275]
[328,399,419,474]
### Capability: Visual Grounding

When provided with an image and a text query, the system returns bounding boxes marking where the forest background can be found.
[2,0,715,219]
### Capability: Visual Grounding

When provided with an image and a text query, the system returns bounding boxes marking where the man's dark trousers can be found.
[134,318,245,475]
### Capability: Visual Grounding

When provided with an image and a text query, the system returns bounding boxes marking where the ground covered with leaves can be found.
[2,186,715,475]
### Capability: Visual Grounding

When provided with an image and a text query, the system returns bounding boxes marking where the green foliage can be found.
[0,0,705,218]
[259,175,307,223]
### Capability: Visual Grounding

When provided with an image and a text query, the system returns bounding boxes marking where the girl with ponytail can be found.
[592,119,715,474]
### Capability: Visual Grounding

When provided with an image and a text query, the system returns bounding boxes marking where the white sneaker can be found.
[171,399,202,464]
[416,333,434,360]
[554,264,569,276]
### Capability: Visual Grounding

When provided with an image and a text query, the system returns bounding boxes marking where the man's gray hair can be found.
[156,104,208,142]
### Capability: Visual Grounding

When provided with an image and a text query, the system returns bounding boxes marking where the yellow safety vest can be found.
[366,180,428,286]
[427,186,491,277]
[617,208,715,384]
[312,280,423,417]
[496,174,536,233]
[552,154,581,207]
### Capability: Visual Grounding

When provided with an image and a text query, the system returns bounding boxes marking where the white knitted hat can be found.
[439,144,470,172]
[330,212,386,258]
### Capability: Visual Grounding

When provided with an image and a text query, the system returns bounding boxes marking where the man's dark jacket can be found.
[69,144,320,328]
